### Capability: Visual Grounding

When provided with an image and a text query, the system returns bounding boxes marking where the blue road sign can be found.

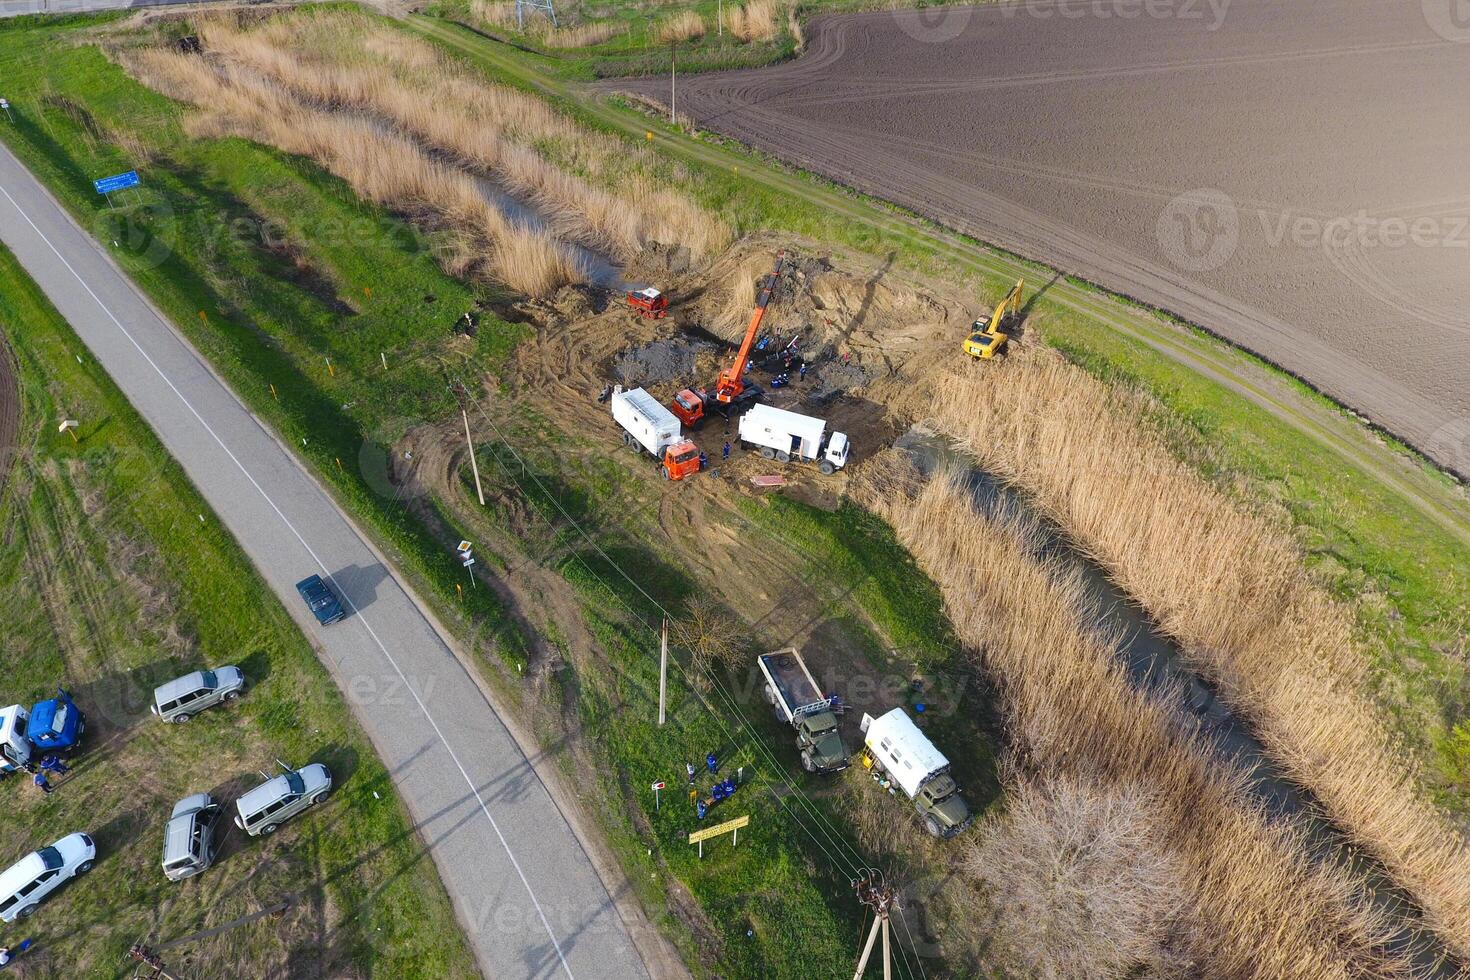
[93,170,140,195]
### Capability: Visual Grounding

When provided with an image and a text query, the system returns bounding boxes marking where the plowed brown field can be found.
[610,0,1470,472]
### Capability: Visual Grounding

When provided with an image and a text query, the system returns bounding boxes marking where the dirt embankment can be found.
[605,0,1470,476]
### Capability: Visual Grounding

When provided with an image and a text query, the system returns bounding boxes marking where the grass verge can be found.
[0,242,475,977]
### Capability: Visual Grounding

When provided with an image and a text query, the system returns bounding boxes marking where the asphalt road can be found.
[0,141,650,979]
[0,0,217,17]
[612,0,1470,473]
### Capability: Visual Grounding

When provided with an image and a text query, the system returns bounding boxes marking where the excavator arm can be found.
[964,279,1024,359]
[716,252,787,403]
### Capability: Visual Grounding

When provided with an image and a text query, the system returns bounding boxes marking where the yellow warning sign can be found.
[688,815,750,845]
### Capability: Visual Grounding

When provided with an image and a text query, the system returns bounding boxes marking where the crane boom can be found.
[716,252,786,403]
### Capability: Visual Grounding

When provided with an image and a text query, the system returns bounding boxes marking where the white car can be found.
[0,832,95,922]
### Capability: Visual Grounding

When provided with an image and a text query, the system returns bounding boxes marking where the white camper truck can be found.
[738,403,849,474]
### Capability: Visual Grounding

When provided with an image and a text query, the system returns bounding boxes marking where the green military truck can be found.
[758,649,849,774]
[862,707,972,838]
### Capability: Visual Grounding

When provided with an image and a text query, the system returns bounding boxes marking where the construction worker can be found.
[32,772,51,795]
[799,362,807,381]
[686,761,696,784]
[722,441,731,460]
[39,754,68,777]
[699,451,709,471]
[706,752,718,774]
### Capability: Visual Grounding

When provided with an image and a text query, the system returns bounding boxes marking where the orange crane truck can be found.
[669,252,787,428]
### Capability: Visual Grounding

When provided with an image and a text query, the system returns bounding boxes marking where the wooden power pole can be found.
[658,616,669,725]
[451,380,486,506]
[852,876,899,980]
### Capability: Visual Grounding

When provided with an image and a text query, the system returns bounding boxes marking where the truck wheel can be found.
[622,432,634,448]
[76,860,94,875]
[819,460,836,475]
[776,450,790,463]
[223,691,241,702]
[801,754,816,773]
[760,446,775,460]
[262,823,279,835]
[661,467,671,480]
[174,713,192,724]
[924,817,943,838]
[311,791,328,806]
[17,904,36,919]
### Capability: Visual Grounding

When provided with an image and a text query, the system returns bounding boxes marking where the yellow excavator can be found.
[962,279,1023,359]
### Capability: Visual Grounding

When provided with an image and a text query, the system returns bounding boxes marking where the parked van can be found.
[151,668,246,723]
[162,794,223,881]
[234,764,331,837]
[0,832,95,922]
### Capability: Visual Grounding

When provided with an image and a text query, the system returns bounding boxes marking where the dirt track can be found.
[609,0,1470,469]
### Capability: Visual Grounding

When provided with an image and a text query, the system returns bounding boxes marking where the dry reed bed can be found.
[471,0,519,29]
[926,351,1470,959]
[866,468,1414,979]
[541,21,626,48]
[119,48,585,295]
[658,9,706,42]
[191,12,726,260]
[723,0,780,42]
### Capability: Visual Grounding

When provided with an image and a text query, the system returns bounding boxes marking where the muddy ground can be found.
[504,233,987,498]
[607,0,1470,473]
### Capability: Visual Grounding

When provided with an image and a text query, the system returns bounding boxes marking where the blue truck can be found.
[295,574,346,626]
[0,688,86,774]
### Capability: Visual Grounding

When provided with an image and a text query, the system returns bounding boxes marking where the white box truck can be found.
[758,649,848,773]
[738,403,849,474]
[610,386,701,480]
[861,708,972,838]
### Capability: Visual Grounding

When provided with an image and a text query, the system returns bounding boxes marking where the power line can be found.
[463,395,871,877]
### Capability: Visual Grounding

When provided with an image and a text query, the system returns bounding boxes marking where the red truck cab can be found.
[670,388,706,427]
[663,440,702,480]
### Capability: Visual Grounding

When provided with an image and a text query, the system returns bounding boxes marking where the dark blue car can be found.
[295,574,346,625]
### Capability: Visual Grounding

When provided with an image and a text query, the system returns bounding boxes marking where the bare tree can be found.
[672,597,744,691]
[966,772,1192,980]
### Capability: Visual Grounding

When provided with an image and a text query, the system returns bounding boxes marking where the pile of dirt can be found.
[680,235,970,394]
[614,337,720,387]
[808,358,871,401]
[623,240,694,285]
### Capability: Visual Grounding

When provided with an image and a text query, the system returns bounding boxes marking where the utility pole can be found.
[658,616,669,725]
[451,381,486,506]
[852,876,900,980]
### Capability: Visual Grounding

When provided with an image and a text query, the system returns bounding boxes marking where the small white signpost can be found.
[651,780,665,811]
[456,540,475,590]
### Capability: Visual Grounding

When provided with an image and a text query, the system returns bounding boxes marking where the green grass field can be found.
[0,243,475,977]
